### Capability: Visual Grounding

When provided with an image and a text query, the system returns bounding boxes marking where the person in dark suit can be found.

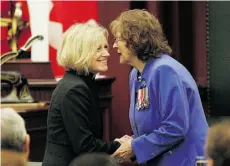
[42,20,120,166]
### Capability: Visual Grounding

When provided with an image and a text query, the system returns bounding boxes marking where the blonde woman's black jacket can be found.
[42,70,120,166]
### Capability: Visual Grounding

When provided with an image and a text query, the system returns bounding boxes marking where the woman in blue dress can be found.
[110,9,209,166]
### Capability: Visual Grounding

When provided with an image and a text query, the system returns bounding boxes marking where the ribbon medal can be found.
[136,87,150,110]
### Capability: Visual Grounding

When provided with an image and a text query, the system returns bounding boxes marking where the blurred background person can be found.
[42,20,120,166]
[69,153,119,166]
[205,119,230,166]
[1,150,28,166]
[1,107,30,166]
[110,9,208,166]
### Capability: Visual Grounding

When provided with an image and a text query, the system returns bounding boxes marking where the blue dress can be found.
[129,54,208,166]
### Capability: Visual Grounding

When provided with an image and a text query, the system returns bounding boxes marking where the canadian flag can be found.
[48,1,98,77]
[1,0,98,78]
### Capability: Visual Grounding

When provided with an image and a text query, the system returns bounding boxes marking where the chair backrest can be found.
[206,1,230,116]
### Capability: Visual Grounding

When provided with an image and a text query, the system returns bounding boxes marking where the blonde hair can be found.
[57,19,108,74]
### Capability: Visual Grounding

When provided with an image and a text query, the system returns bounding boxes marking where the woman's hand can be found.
[112,138,134,160]
[114,135,133,144]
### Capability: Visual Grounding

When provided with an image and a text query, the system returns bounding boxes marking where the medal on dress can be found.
[135,73,150,110]
[136,87,150,110]
[137,88,144,110]
[142,87,150,109]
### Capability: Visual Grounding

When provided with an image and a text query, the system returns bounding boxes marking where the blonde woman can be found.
[42,20,120,166]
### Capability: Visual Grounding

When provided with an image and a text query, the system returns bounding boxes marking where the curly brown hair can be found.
[110,9,172,62]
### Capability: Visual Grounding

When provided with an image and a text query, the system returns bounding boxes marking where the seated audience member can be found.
[1,149,28,166]
[1,108,30,165]
[206,119,230,166]
[69,153,119,166]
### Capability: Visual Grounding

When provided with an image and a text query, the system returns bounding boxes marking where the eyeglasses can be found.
[113,37,123,44]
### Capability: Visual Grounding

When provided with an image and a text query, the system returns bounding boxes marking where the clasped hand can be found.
[111,135,134,161]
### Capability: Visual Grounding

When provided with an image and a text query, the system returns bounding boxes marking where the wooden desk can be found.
[1,76,115,162]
